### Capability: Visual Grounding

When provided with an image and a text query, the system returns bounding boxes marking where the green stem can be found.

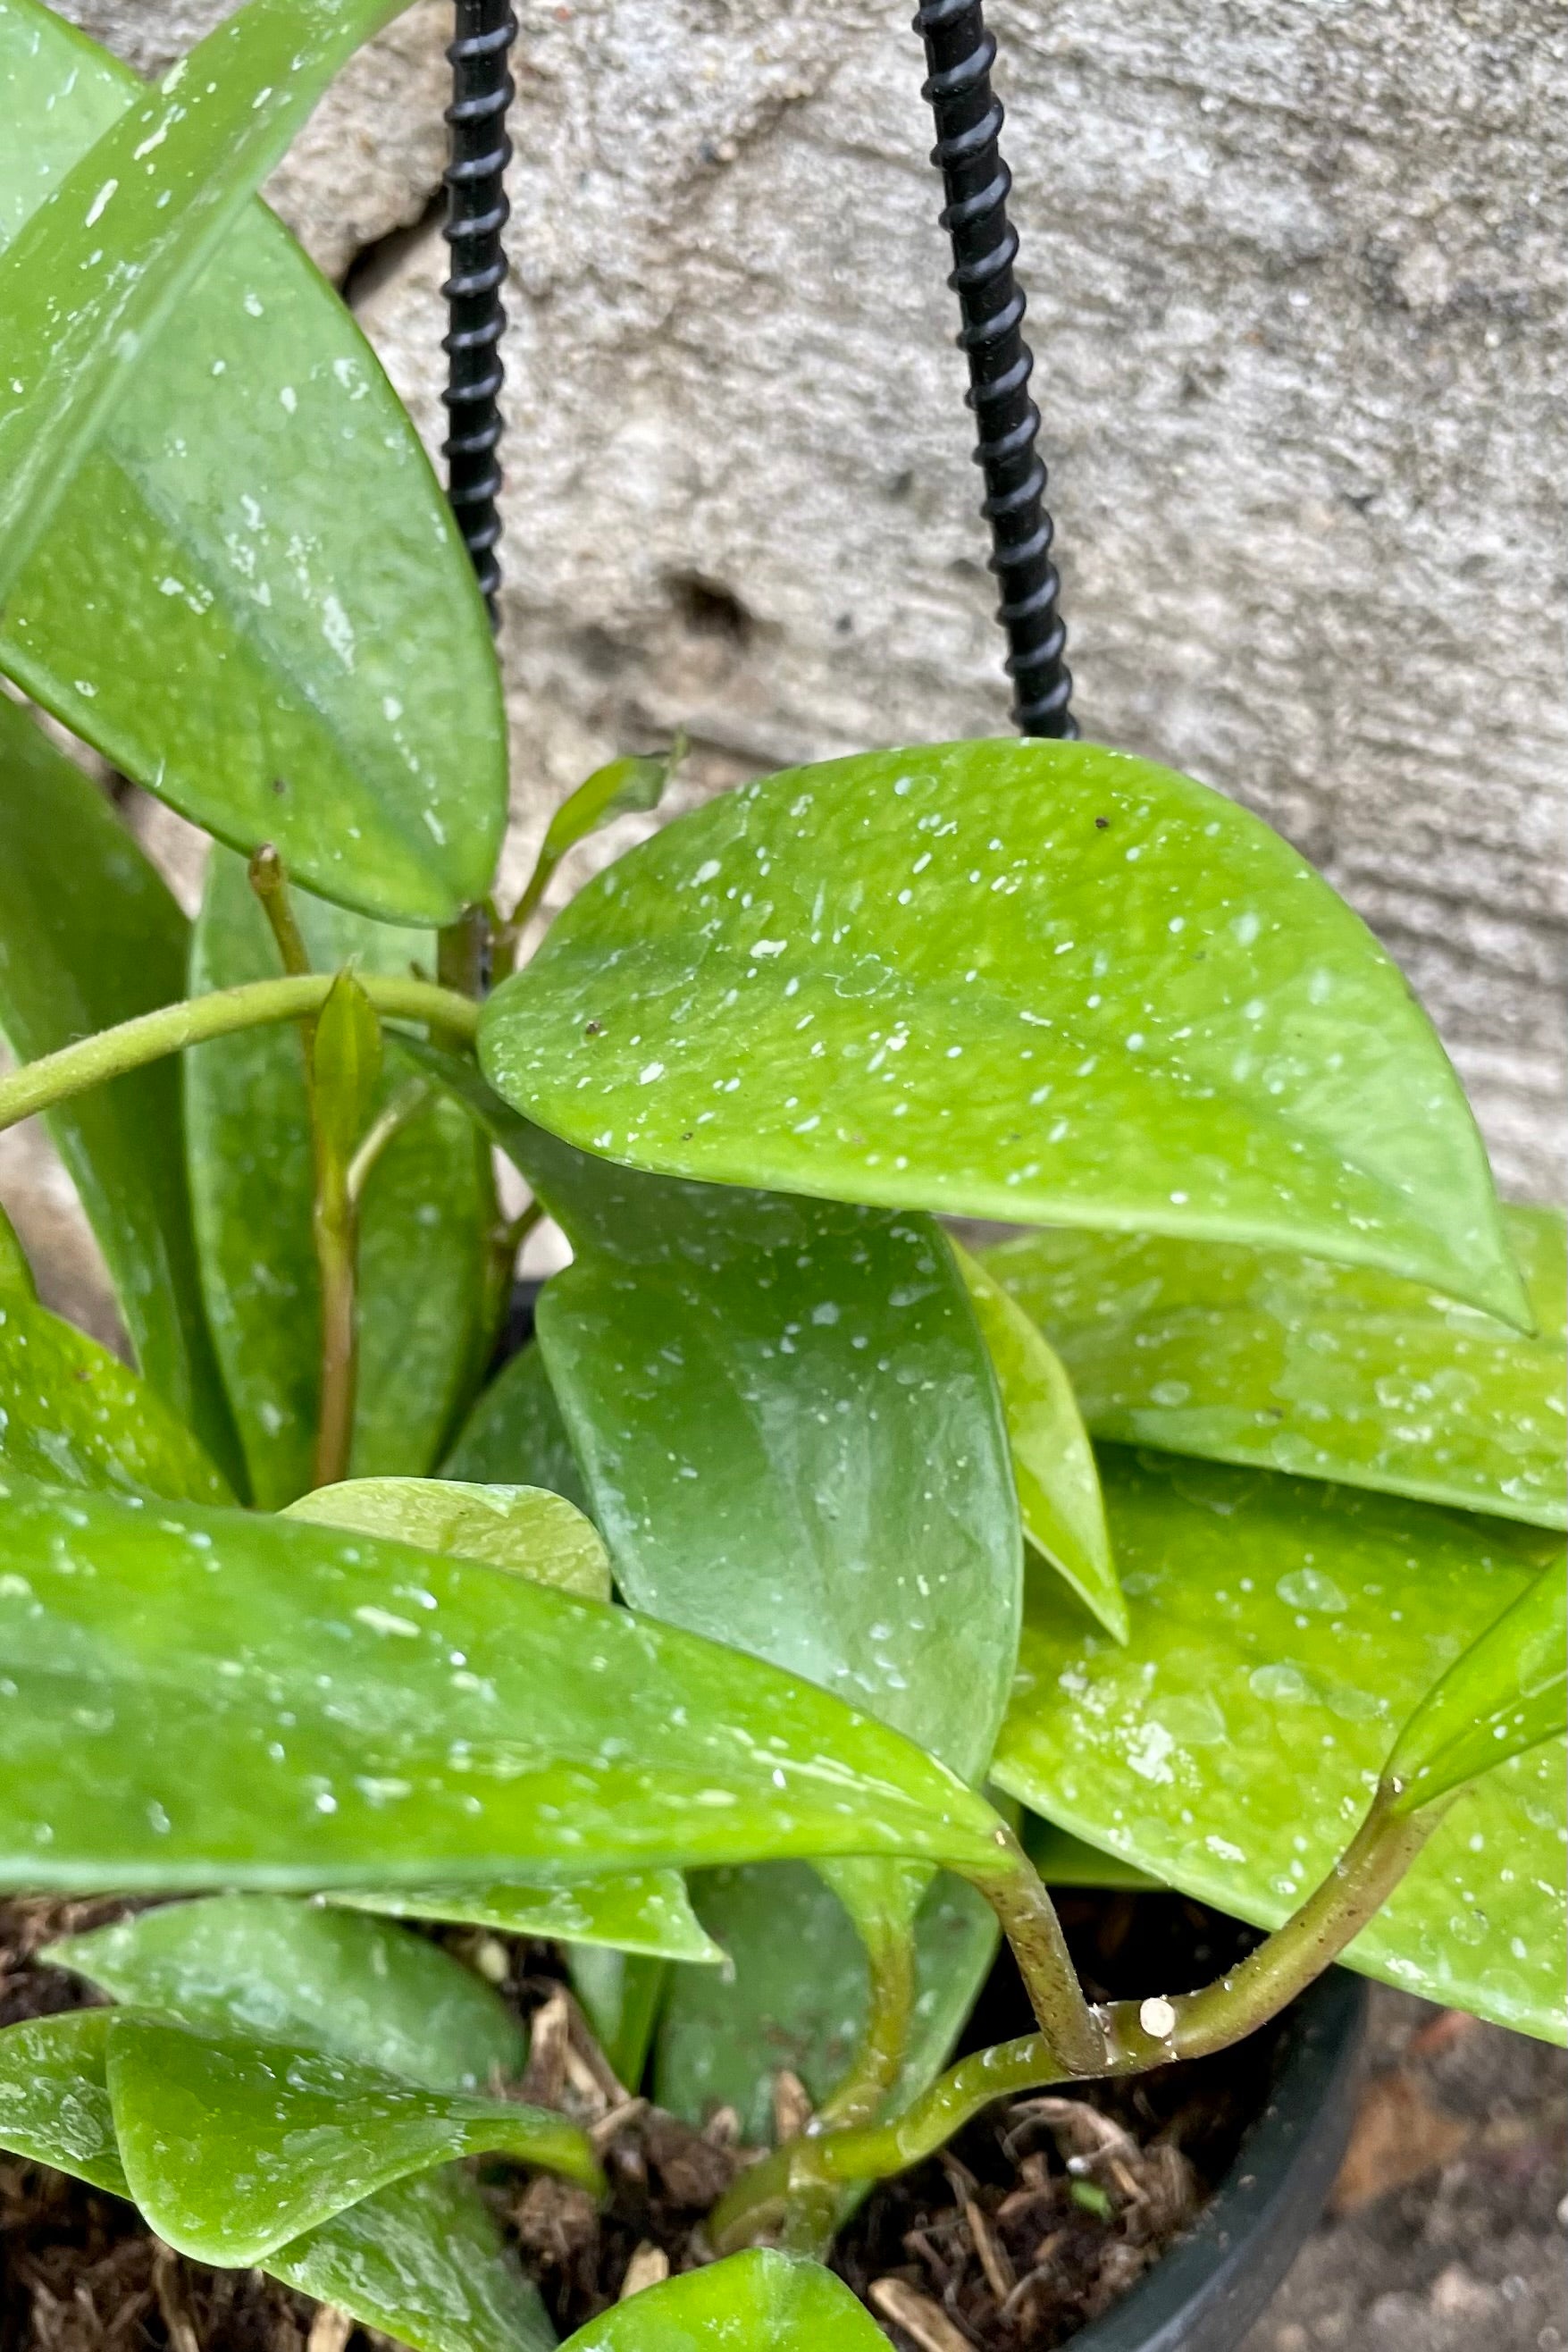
[311,1138,357,1491]
[346,1079,433,1209]
[712,1783,1446,2249]
[248,845,313,987]
[437,906,489,1000]
[818,1927,917,2132]
[0,976,479,1139]
[967,1828,1106,2076]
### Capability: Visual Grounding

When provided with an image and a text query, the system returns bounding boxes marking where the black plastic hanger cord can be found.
[443,0,516,623]
[442,0,1073,731]
[913,0,1074,737]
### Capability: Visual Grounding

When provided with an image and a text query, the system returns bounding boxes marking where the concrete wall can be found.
[54,0,1568,1195]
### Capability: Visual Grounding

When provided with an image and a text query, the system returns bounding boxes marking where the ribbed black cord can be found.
[444,0,516,622]
[913,0,1075,737]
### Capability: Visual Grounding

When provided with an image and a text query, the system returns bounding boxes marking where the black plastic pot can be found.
[1069,1967,1366,2352]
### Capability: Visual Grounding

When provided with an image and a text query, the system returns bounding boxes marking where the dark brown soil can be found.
[0,1891,1279,2351]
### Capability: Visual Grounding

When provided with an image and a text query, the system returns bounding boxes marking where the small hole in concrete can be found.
[666,571,754,645]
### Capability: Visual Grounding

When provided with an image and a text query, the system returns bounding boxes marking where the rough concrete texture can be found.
[1241,1987,1568,2352]
[40,0,1568,1194]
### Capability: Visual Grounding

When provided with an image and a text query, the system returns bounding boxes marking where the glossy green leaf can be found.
[1023,1816,1160,1891]
[0,0,506,925]
[286,1477,611,1600]
[984,1204,1566,1530]
[1388,1568,1567,1812]
[539,741,685,870]
[0,2009,556,2352]
[566,1948,670,2089]
[0,2010,128,2194]
[442,1344,593,1515]
[269,2164,558,2352]
[0,1291,231,1504]
[524,1138,1020,1791]
[0,1474,1008,1890]
[0,693,238,1477]
[46,1894,524,2091]
[953,1240,1124,1640]
[313,970,383,1168]
[560,2250,886,2351]
[187,851,494,1505]
[480,740,1523,1324]
[992,1449,1567,2040]
[331,1872,723,1963]
[0,1200,32,1300]
[105,2010,597,2264]
[656,1863,997,2146]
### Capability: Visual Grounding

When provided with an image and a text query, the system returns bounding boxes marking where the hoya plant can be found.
[0,2,1561,2347]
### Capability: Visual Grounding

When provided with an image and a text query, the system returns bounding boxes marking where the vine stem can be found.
[710,1784,1446,2249]
[0,976,479,1141]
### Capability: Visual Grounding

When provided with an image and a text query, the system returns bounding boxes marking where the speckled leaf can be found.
[479,740,1523,1323]
[0,694,239,1478]
[983,1204,1566,1529]
[953,1241,1124,1641]
[0,1291,231,1504]
[286,1478,610,1600]
[46,1894,524,2091]
[0,2010,128,2194]
[0,2011,556,2352]
[566,1949,671,2089]
[105,2012,596,2264]
[655,1863,997,2145]
[559,2249,887,2350]
[0,0,506,924]
[269,2165,558,2352]
[442,1344,592,1514]
[186,851,495,1506]
[992,1450,1567,2041]
[331,1873,723,1964]
[0,1476,1009,1890]
[1388,1569,1567,1812]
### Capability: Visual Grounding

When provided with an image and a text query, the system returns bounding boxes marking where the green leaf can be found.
[442,1344,593,1515]
[566,1948,670,2090]
[1387,1568,1567,1812]
[655,1863,996,2146]
[0,694,239,1479]
[992,1449,1567,2041]
[270,2165,558,2352]
[105,2010,597,2265]
[0,1474,1009,1890]
[559,2250,887,2350]
[312,970,383,1171]
[331,1872,724,1964]
[479,739,1524,1324]
[539,742,685,869]
[0,2010,129,2194]
[0,1290,232,1504]
[0,0,506,926]
[0,1200,32,1300]
[187,850,495,1505]
[1023,1816,1160,1891]
[953,1240,1124,1641]
[0,2009,554,2352]
[46,1894,524,2091]
[286,1477,611,1600]
[983,1204,1566,1530]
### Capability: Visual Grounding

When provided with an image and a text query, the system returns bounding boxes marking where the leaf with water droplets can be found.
[559,2249,888,2349]
[479,740,1524,1323]
[443,1342,592,1515]
[187,851,496,1507]
[0,1474,1010,1889]
[0,0,505,924]
[330,1871,723,1963]
[0,2011,128,2194]
[984,1205,1565,1529]
[46,1894,524,2090]
[106,2012,598,2265]
[993,1449,1566,2041]
[0,693,239,1478]
[285,1477,610,1600]
[953,1240,1125,1641]
[0,1292,232,1505]
[1387,1568,1567,1813]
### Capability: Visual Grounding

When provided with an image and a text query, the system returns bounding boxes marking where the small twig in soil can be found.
[869,2275,975,2352]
